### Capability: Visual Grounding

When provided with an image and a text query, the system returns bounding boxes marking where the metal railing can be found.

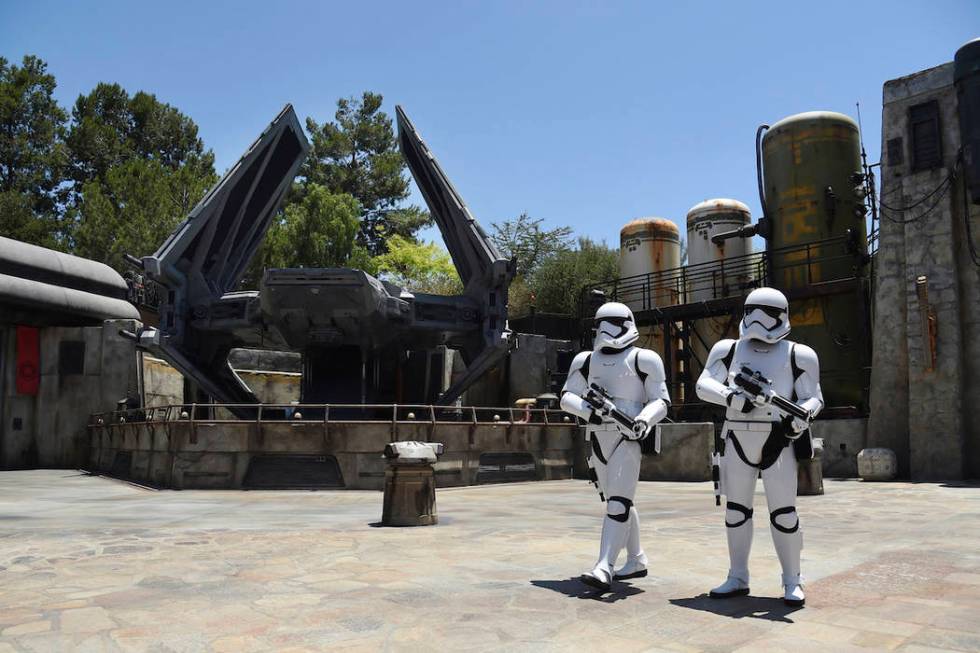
[90,403,579,428]
[579,236,860,316]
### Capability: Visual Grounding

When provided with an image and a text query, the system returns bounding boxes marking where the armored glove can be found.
[629,417,651,441]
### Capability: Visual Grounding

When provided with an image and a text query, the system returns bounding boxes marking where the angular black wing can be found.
[396,106,513,295]
[138,106,309,414]
[145,104,309,299]
[396,106,516,404]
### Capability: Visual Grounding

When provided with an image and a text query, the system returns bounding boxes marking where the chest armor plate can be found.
[726,339,795,422]
[588,347,646,417]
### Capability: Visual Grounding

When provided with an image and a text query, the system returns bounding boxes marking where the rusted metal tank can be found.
[619,217,681,310]
[685,199,753,301]
[685,199,753,384]
[761,111,867,285]
[619,218,681,394]
[760,111,870,410]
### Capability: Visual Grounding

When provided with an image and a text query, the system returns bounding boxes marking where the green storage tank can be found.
[760,111,870,411]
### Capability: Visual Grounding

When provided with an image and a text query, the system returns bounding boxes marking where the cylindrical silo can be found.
[685,199,753,386]
[686,199,753,301]
[761,111,867,286]
[618,218,681,394]
[760,111,871,409]
[619,218,681,311]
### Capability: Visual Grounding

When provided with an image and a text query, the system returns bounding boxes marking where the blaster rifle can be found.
[732,366,811,422]
[583,383,638,439]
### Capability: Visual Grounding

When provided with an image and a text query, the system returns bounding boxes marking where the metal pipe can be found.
[756,124,770,220]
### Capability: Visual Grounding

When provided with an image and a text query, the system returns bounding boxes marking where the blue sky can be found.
[2,1,977,249]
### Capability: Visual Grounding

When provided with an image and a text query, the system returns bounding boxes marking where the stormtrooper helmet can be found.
[593,302,639,351]
[740,287,791,343]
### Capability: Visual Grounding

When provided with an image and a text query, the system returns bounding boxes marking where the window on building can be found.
[909,101,942,172]
[58,341,86,375]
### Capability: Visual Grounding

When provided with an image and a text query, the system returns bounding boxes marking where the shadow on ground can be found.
[670,594,802,623]
[530,578,643,602]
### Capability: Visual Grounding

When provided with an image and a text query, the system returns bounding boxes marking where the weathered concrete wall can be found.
[40,319,141,467]
[509,334,550,402]
[869,62,980,480]
[237,370,300,405]
[142,355,301,408]
[1,320,141,468]
[89,416,580,491]
[463,334,572,407]
[573,423,715,483]
[143,356,183,407]
[812,418,867,478]
[640,423,713,481]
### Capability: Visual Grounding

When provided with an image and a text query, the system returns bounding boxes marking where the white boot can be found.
[614,508,648,580]
[783,573,805,607]
[581,514,629,591]
[581,565,612,591]
[770,508,803,606]
[613,552,648,580]
[709,573,750,598]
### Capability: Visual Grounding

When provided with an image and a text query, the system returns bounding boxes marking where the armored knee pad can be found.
[770,506,799,533]
[607,496,633,523]
[725,501,753,528]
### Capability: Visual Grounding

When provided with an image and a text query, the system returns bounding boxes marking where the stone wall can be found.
[868,62,980,480]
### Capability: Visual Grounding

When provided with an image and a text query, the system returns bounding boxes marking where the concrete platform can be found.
[0,471,978,652]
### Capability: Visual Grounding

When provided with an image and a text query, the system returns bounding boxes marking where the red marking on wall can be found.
[15,326,40,395]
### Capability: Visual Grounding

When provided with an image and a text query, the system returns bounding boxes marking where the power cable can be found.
[878,168,956,212]
[878,162,959,225]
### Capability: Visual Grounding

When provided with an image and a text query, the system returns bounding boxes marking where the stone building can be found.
[868,45,980,480]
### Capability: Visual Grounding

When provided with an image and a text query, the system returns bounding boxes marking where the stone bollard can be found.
[382,441,444,526]
[857,447,898,481]
[797,437,824,496]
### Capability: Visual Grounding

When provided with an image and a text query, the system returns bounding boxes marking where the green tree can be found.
[0,55,69,248]
[384,205,432,241]
[258,184,375,275]
[506,275,535,318]
[374,235,462,295]
[490,212,574,276]
[73,157,215,270]
[531,237,619,315]
[64,83,217,264]
[300,92,430,252]
[66,84,214,190]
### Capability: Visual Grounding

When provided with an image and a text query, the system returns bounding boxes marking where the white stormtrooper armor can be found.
[696,287,823,607]
[560,302,670,591]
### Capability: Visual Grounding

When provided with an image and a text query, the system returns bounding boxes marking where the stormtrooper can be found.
[560,302,670,591]
[696,287,823,607]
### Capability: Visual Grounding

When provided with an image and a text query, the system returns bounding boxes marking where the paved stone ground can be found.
[0,470,978,652]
